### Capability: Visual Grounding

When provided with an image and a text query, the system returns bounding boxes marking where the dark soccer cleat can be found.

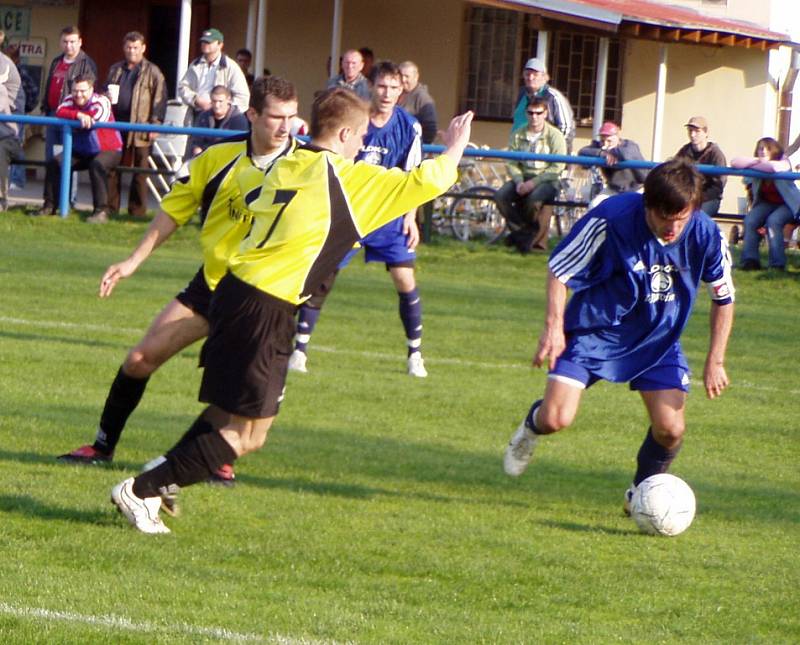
[58,444,113,465]
[208,463,236,487]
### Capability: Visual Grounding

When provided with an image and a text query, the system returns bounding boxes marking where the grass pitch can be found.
[0,209,798,644]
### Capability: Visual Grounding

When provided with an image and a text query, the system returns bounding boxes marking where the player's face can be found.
[71,81,93,107]
[123,39,146,66]
[372,74,402,115]
[523,69,546,92]
[646,206,694,244]
[248,98,298,154]
[61,34,82,59]
[342,115,370,160]
[210,92,231,119]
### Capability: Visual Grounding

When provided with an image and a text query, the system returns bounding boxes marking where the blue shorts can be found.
[549,344,691,393]
[339,217,416,269]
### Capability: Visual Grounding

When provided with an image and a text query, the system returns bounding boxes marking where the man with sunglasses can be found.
[495,96,566,254]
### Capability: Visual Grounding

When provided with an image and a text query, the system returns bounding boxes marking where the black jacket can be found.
[40,50,97,115]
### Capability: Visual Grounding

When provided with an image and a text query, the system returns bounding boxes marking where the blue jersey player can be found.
[503,159,735,513]
[288,61,429,377]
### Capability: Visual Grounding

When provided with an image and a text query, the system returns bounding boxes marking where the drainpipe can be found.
[777,49,800,150]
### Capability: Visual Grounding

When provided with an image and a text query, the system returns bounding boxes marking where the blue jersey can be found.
[548,192,734,382]
[356,107,422,246]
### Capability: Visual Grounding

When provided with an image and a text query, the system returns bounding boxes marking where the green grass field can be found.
[1,209,798,644]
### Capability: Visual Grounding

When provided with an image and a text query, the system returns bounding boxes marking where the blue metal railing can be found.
[2,113,799,218]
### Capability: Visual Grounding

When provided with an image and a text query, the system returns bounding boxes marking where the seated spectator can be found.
[732,137,800,271]
[399,61,438,144]
[495,96,566,254]
[0,45,22,211]
[673,116,726,217]
[579,121,648,209]
[235,48,255,87]
[36,74,122,220]
[326,49,371,100]
[187,85,249,158]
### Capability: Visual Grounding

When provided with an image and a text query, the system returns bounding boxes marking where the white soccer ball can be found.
[630,473,696,536]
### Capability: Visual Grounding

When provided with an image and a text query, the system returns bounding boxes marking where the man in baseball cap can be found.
[674,115,726,217]
[512,56,574,149]
[178,27,249,128]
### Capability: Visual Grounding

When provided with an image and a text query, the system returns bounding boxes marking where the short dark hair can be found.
[359,47,374,61]
[754,137,783,160]
[527,96,549,112]
[373,61,401,82]
[61,25,81,37]
[236,48,252,59]
[72,73,95,87]
[644,159,704,216]
[310,88,369,139]
[210,85,232,99]
[249,76,298,113]
[123,31,145,44]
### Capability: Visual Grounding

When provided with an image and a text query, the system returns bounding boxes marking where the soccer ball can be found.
[630,473,696,536]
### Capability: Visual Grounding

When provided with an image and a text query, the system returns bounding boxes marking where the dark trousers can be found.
[107,144,152,217]
[0,136,22,208]
[44,150,122,212]
[495,179,559,251]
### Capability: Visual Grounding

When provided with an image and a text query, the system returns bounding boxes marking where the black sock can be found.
[173,416,215,449]
[93,366,150,454]
[633,426,681,486]
[133,430,237,498]
[525,399,543,434]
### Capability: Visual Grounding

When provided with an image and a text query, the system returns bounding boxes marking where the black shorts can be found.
[175,267,213,320]
[199,273,296,418]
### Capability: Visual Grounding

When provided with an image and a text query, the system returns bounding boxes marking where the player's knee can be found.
[652,419,685,448]
[122,348,158,378]
[536,404,574,433]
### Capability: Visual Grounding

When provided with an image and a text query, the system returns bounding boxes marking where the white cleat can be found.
[407,352,428,378]
[503,420,539,477]
[111,477,171,534]
[288,349,308,373]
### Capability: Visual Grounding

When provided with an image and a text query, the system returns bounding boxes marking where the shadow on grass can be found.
[0,329,129,352]
[540,519,636,536]
[0,494,114,526]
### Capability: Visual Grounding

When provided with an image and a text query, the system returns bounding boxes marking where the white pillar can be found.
[176,0,192,96]
[330,0,344,78]
[246,0,257,57]
[255,0,267,77]
[592,37,609,138]
[536,30,549,66]
[651,45,668,161]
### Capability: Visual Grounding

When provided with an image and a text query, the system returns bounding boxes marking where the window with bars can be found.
[461,6,624,126]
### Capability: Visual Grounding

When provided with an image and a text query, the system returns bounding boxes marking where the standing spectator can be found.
[325,49,371,100]
[359,47,377,84]
[40,26,98,161]
[673,116,726,217]
[187,85,249,157]
[399,60,438,144]
[178,28,249,126]
[732,137,800,271]
[0,46,22,211]
[495,97,566,254]
[104,31,167,218]
[579,121,648,209]
[235,48,255,87]
[6,43,38,191]
[512,57,575,151]
[37,75,122,220]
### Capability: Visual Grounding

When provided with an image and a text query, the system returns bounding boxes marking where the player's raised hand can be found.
[441,111,474,163]
[99,258,138,298]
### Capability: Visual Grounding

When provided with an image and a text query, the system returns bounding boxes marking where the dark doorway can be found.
[148,4,180,98]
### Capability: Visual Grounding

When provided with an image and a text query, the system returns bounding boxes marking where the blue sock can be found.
[295,305,322,353]
[398,288,423,357]
[633,427,681,486]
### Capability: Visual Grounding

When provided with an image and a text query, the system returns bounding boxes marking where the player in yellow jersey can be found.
[59,77,299,490]
[110,89,474,534]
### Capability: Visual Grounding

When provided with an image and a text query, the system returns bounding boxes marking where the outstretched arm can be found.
[99,211,178,297]
[704,302,734,399]
[534,270,568,370]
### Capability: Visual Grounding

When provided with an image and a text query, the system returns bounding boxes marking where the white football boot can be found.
[288,349,308,373]
[407,352,428,378]
[503,420,539,476]
[111,477,171,534]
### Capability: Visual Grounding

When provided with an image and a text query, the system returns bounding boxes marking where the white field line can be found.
[0,602,341,644]
[0,315,792,392]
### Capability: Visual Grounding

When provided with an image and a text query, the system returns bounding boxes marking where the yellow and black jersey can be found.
[160,134,297,290]
[229,143,457,305]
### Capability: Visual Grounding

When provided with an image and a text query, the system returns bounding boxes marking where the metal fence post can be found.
[422,201,433,243]
[58,124,73,218]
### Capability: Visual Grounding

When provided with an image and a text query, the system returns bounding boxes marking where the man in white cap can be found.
[512,57,575,151]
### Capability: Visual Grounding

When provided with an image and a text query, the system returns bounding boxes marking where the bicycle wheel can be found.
[448,186,498,241]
